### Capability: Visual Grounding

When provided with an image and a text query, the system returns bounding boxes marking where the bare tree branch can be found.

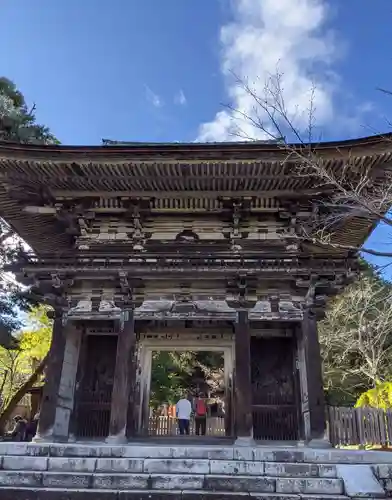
[227,71,392,261]
[320,275,392,397]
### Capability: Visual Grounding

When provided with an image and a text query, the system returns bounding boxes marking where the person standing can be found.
[5,415,27,441]
[176,395,192,435]
[194,393,207,436]
[25,412,40,442]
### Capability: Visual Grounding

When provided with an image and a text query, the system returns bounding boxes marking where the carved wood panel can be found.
[74,335,117,438]
[251,336,300,440]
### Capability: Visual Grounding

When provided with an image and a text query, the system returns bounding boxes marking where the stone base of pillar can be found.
[307,437,332,449]
[105,433,128,445]
[68,433,77,443]
[234,436,256,447]
[32,429,54,443]
[32,430,68,443]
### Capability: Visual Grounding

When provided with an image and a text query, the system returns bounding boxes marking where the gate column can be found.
[107,309,136,443]
[297,309,329,447]
[233,310,254,445]
[34,310,66,442]
[34,313,81,442]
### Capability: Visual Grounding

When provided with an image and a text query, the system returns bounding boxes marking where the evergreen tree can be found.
[0,77,58,346]
[0,78,57,144]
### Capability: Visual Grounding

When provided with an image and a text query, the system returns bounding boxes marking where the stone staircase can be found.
[0,442,387,499]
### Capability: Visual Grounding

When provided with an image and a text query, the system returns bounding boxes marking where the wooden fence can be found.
[148,416,226,437]
[148,407,392,446]
[328,406,392,447]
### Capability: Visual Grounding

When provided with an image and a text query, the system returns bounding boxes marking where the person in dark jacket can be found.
[6,415,27,441]
[25,412,39,442]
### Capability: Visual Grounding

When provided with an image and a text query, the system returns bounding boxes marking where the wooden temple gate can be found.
[0,137,381,445]
[70,323,303,441]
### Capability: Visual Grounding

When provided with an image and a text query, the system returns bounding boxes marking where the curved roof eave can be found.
[0,133,391,162]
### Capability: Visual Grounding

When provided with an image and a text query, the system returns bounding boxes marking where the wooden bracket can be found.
[226,274,258,309]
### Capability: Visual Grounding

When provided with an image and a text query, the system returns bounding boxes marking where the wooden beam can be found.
[23,206,57,214]
[234,310,254,444]
[49,189,325,199]
[107,310,136,443]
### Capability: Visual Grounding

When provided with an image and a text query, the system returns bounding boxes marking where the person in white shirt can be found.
[176,395,192,435]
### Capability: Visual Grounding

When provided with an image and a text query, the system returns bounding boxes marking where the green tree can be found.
[0,306,52,430]
[0,77,58,145]
[0,77,58,346]
[149,352,190,408]
[355,382,392,409]
[149,350,225,409]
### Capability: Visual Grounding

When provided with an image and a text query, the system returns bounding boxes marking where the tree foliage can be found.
[320,265,392,405]
[0,77,58,345]
[149,351,224,408]
[0,77,58,145]
[0,306,52,412]
[355,382,392,409]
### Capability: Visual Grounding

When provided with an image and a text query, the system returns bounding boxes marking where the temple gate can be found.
[0,137,380,445]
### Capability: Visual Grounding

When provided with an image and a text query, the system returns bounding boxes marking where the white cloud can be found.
[197,0,338,142]
[175,89,187,106]
[145,85,163,108]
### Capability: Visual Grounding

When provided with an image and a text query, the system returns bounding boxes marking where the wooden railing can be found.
[327,406,392,447]
[147,416,226,437]
[73,401,392,445]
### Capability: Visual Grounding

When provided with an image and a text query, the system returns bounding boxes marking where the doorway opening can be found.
[147,350,227,437]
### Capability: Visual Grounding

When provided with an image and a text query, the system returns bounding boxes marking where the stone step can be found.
[0,470,345,494]
[0,442,391,466]
[0,488,352,500]
[0,455,339,478]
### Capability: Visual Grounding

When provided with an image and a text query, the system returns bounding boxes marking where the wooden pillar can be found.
[297,309,329,446]
[234,310,254,445]
[107,309,136,443]
[68,327,87,441]
[34,312,66,442]
[55,321,82,441]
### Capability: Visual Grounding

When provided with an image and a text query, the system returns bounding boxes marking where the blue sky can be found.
[1,0,392,145]
[1,0,392,271]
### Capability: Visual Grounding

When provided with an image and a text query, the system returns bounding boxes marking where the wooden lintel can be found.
[23,206,57,215]
[50,189,328,200]
[20,270,347,284]
[65,312,302,322]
